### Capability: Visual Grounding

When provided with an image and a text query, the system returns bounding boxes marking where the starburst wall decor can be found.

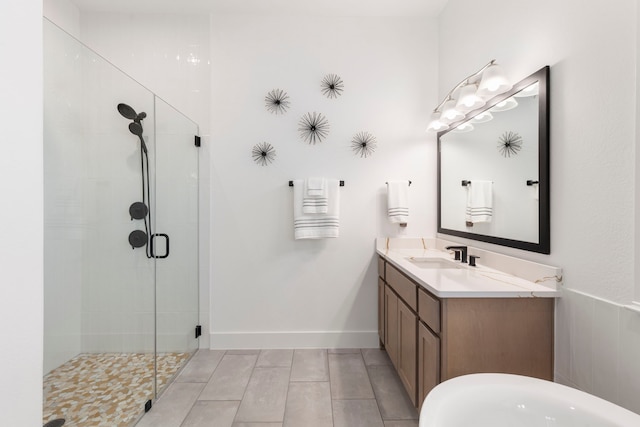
[321,74,344,99]
[351,131,377,158]
[497,131,523,158]
[298,112,330,144]
[265,89,290,115]
[251,142,276,166]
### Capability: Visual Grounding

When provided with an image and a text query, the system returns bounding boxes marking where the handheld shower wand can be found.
[118,103,152,257]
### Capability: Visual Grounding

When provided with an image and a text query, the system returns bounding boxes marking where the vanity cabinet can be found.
[384,285,399,366]
[377,256,554,411]
[378,257,386,347]
[418,321,439,406]
[397,298,417,405]
[381,261,418,407]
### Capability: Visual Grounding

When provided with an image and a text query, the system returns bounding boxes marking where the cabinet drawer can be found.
[386,263,417,311]
[378,257,386,280]
[418,288,440,333]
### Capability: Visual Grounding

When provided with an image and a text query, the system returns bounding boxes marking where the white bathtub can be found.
[419,373,640,427]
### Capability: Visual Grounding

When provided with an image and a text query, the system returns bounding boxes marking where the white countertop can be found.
[377,239,561,298]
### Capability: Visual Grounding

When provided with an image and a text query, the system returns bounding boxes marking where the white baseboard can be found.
[209,330,379,350]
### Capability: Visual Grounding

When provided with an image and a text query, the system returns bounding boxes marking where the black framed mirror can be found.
[437,66,550,254]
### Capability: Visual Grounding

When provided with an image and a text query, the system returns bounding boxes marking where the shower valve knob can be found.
[128,230,148,249]
[129,202,148,220]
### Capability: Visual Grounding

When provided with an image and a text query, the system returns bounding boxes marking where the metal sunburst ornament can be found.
[351,131,377,158]
[321,74,344,99]
[497,131,523,158]
[265,89,290,115]
[251,142,276,166]
[298,112,330,144]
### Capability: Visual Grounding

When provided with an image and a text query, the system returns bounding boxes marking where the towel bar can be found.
[289,180,344,187]
[385,180,412,186]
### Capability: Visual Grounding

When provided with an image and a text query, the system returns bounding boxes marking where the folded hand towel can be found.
[305,177,327,197]
[294,179,340,239]
[465,180,493,224]
[302,177,328,214]
[387,181,409,224]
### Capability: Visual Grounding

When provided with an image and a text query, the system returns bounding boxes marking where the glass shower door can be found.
[43,18,158,426]
[153,97,200,396]
[43,19,200,427]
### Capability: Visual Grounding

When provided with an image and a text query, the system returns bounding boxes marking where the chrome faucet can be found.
[445,245,468,263]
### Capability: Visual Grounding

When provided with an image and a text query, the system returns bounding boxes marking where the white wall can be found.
[439,0,640,414]
[0,0,43,424]
[209,14,437,348]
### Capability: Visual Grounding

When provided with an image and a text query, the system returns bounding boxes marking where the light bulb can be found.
[426,112,449,132]
[477,63,512,99]
[456,83,485,113]
[440,100,464,124]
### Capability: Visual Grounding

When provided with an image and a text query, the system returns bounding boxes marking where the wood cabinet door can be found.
[378,277,385,346]
[418,322,440,410]
[397,298,417,406]
[385,285,399,368]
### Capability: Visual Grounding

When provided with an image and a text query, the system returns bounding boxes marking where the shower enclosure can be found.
[43,19,200,426]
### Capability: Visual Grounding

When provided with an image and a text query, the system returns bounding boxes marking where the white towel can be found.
[302,177,328,214]
[465,180,493,224]
[305,177,327,197]
[294,179,340,239]
[387,181,409,224]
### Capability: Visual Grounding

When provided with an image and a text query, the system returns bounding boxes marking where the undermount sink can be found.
[407,257,461,269]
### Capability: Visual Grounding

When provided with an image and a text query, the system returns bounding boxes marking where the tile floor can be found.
[137,348,419,427]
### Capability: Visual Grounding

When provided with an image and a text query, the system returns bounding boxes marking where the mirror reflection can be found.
[437,66,549,253]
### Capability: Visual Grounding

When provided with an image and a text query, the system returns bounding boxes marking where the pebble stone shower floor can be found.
[43,352,192,427]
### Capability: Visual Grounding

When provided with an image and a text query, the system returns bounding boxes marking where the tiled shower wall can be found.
[43,18,83,373]
[555,289,640,414]
[44,14,202,370]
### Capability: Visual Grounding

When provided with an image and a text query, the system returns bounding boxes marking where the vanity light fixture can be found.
[427,60,511,132]
[456,83,485,113]
[476,62,512,99]
[426,112,450,132]
[440,99,465,124]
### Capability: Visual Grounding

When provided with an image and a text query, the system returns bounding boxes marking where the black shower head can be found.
[128,121,143,137]
[117,103,137,120]
[118,103,147,123]
[128,122,148,154]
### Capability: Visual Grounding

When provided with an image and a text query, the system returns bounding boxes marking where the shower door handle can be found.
[151,233,170,259]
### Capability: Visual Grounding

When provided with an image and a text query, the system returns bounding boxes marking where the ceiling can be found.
[70,0,449,17]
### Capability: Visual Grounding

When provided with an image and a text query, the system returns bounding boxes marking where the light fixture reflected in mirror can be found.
[426,60,511,132]
[490,97,518,112]
[451,122,474,133]
[471,111,493,124]
[514,81,539,97]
